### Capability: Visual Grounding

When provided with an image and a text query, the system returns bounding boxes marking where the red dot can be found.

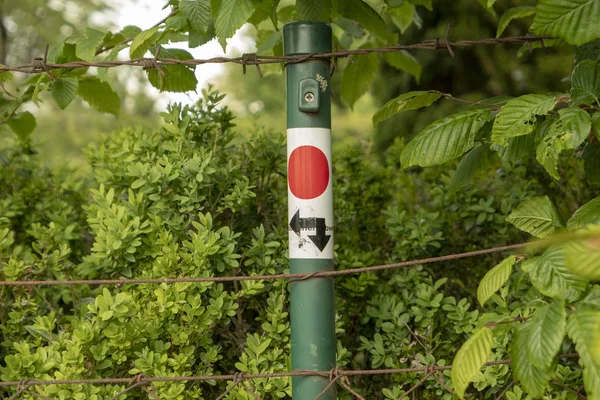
[288,145,330,199]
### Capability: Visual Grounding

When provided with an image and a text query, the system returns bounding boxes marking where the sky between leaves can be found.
[104,0,250,106]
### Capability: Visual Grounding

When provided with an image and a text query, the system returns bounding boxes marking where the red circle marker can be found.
[288,145,330,199]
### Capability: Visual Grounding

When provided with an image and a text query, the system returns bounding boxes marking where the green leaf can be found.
[523,245,588,302]
[383,51,421,82]
[388,2,415,33]
[50,78,79,110]
[334,18,365,38]
[496,6,536,37]
[579,286,600,312]
[554,108,592,148]
[527,300,566,370]
[571,60,600,105]
[537,108,591,179]
[76,28,105,62]
[566,309,600,398]
[333,0,387,38]
[215,0,257,49]
[451,327,494,399]
[497,131,536,162]
[401,109,492,168]
[189,24,216,48]
[407,0,432,10]
[477,0,498,17]
[512,324,552,397]
[340,46,379,108]
[568,196,600,229]
[130,26,160,59]
[372,91,441,125]
[506,196,563,238]
[575,40,600,64]
[7,112,36,140]
[180,0,212,33]
[25,326,53,342]
[146,48,198,92]
[594,112,600,139]
[477,256,516,307]
[536,118,564,180]
[165,15,190,32]
[492,94,558,145]
[297,0,331,21]
[118,25,143,40]
[78,77,121,117]
[564,228,600,280]
[531,0,600,46]
[0,69,12,83]
[249,0,280,27]
[583,142,600,184]
[256,30,282,55]
[450,144,493,189]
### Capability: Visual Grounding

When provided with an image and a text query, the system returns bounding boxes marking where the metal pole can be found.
[283,22,335,400]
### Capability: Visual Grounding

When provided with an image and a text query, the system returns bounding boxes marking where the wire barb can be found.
[31,45,54,80]
[241,53,263,77]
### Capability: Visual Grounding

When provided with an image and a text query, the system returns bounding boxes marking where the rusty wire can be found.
[0,35,552,76]
[0,243,527,287]
[0,355,580,400]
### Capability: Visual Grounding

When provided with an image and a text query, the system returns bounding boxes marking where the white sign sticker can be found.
[287,127,334,259]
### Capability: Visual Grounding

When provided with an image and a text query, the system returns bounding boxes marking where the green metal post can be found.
[284,22,335,400]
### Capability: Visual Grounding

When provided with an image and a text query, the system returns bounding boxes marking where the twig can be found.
[432,373,454,395]
[486,315,532,329]
[109,375,148,400]
[31,285,55,312]
[551,379,587,399]
[8,380,32,400]
[403,321,429,354]
[215,373,245,400]
[314,375,341,400]
[26,388,53,400]
[398,371,434,400]
[494,380,515,400]
[243,381,263,400]
[0,95,31,125]
[438,92,502,108]
[337,379,366,400]
[95,9,178,56]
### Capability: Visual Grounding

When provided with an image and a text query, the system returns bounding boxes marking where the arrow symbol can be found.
[289,210,332,252]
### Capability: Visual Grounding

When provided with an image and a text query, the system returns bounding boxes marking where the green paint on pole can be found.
[284,21,335,400]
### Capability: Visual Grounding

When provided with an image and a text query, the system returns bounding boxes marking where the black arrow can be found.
[289,210,332,252]
[308,217,331,251]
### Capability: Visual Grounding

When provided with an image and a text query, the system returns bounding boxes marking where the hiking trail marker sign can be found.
[287,128,334,258]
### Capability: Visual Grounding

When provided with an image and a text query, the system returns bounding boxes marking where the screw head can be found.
[304,92,315,102]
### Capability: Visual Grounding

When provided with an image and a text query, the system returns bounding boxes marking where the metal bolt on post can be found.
[283,21,335,400]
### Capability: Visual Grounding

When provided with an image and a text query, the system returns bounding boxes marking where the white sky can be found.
[102,0,254,105]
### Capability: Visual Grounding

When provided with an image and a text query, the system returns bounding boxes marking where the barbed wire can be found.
[0,35,553,76]
[0,243,527,287]
[0,354,580,400]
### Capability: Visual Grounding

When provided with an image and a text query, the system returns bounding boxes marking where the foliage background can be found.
[1,0,600,399]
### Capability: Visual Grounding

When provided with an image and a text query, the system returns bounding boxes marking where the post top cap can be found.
[283,21,332,55]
